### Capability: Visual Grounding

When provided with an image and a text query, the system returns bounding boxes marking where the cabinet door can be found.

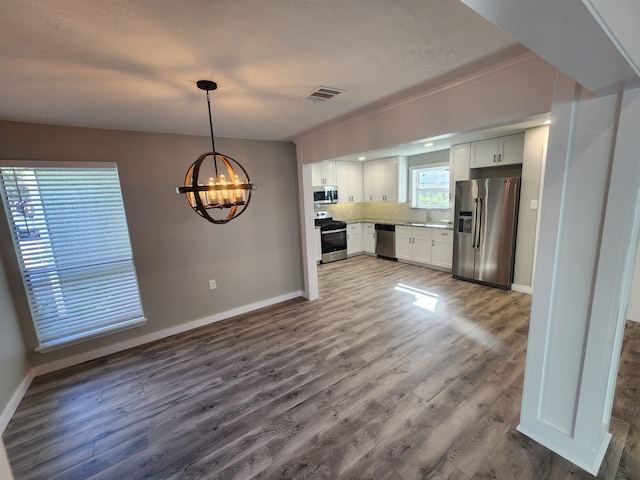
[311,163,323,186]
[363,161,374,202]
[335,161,350,203]
[499,133,525,166]
[432,230,453,269]
[363,223,376,253]
[450,143,470,203]
[471,138,500,168]
[322,161,336,185]
[348,161,364,203]
[311,161,336,185]
[412,237,432,265]
[371,159,386,202]
[412,228,432,264]
[395,227,413,260]
[347,223,362,254]
[384,157,399,202]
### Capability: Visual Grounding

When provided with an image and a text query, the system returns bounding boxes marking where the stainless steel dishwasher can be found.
[375,223,396,260]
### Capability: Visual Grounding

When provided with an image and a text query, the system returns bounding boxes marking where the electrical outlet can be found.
[209,279,217,290]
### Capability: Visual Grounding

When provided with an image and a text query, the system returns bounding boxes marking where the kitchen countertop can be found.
[342,218,454,230]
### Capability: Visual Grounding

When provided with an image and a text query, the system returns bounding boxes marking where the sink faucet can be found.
[425,207,432,224]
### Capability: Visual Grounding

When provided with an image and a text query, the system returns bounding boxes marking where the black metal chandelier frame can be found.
[176,80,256,224]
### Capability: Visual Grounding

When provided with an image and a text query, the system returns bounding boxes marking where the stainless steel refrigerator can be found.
[452,177,520,289]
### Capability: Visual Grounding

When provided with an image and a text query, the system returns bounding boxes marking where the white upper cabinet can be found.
[470,133,524,168]
[335,161,363,203]
[312,161,336,186]
[500,134,526,166]
[450,143,471,201]
[363,156,407,203]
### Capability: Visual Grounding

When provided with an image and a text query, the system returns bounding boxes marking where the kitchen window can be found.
[0,162,145,352]
[410,163,450,209]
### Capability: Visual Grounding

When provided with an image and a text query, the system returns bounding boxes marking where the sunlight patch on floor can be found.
[394,282,503,350]
[395,283,439,312]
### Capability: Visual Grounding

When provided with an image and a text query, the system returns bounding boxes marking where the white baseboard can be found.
[511,284,533,295]
[33,291,303,377]
[0,370,34,434]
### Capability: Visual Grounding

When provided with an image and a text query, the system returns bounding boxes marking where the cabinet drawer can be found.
[433,229,453,242]
[347,223,360,232]
[412,227,432,239]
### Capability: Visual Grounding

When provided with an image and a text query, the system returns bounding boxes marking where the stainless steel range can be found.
[315,211,347,264]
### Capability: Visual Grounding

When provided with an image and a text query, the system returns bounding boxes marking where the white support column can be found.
[518,73,640,474]
[295,143,318,300]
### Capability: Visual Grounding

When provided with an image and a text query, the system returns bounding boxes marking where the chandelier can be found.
[176,80,256,224]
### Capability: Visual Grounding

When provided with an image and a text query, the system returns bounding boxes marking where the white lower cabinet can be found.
[363,223,376,253]
[431,229,453,269]
[347,223,362,255]
[396,226,432,264]
[396,226,453,270]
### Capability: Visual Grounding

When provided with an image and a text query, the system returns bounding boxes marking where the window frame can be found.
[0,161,146,353]
[409,162,451,209]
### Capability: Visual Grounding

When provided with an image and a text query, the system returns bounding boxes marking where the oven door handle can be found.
[322,228,347,235]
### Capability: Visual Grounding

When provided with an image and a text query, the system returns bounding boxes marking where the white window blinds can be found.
[0,162,145,352]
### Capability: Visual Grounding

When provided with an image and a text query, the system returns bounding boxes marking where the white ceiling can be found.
[0,0,528,142]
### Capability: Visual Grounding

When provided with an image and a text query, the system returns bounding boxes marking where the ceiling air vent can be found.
[304,86,346,103]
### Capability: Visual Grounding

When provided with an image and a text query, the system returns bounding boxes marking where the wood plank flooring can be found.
[3,255,640,479]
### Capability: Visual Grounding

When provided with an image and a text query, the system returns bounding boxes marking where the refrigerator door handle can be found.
[476,197,483,248]
[472,198,478,248]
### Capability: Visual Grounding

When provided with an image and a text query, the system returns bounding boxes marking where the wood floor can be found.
[3,255,640,479]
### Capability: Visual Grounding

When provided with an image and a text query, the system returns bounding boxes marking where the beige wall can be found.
[0,252,29,426]
[0,121,302,368]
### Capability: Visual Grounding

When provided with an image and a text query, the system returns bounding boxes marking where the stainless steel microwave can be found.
[313,185,338,204]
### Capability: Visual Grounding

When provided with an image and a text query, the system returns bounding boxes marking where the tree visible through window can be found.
[0,162,146,352]
[411,164,450,208]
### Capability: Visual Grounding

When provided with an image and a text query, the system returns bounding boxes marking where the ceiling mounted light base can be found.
[196,80,217,91]
[176,79,256,224]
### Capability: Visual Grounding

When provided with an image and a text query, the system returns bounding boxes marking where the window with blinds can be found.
[0,162,145,352]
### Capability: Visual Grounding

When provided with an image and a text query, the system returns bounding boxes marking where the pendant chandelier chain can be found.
[205,90,219,179]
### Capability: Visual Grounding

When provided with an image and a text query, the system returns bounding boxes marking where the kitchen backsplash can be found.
[315,203,453,225]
